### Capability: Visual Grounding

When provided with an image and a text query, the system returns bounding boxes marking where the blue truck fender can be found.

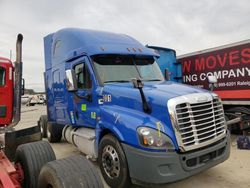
[96,105,177,150]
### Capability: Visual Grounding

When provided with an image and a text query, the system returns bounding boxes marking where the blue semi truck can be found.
[39,28,230,187]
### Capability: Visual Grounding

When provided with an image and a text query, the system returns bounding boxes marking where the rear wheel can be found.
[38,155,103,188]
[98,134,131,188]
[39,115,48,138]
[15,141,56,188]
[47,122,64,143]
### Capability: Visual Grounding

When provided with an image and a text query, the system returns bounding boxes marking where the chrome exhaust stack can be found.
[9,34,23,128]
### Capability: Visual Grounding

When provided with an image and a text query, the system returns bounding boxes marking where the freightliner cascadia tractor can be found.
[39,28,231,187]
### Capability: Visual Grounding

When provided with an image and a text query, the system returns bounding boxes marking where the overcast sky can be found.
[0,0,249,92]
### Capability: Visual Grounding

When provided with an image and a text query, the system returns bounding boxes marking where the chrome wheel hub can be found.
[102,145,120,179]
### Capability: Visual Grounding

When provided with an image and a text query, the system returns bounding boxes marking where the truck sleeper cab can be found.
[42,28,230,187]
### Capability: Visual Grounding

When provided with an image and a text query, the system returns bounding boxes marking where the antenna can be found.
[10,50,12,61]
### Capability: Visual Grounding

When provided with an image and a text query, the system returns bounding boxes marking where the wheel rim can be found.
[102,145,120,179]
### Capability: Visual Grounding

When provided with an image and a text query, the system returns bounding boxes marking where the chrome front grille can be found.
[168,93,227,151]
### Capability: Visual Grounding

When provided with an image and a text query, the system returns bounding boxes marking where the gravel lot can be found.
[16,105,250,188]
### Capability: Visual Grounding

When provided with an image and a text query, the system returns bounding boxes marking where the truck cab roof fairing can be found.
[45,28,158,65]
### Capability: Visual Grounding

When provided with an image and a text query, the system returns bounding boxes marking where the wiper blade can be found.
[144,79,163,81]
[104,80,130,83]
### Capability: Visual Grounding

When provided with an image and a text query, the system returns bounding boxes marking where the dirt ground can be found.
[16,105,250,188]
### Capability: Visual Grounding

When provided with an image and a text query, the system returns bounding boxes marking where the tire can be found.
[39,115,48,138]
[47,122,64,143]
[98,134,131,188]
[15,141,56,188]
[38,155,103,188]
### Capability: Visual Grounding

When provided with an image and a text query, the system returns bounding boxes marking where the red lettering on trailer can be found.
[241,48,250,64]
[178,42,250,101]
[195,58,205,71]
[229,50,240,65]
[217,53,227,68]
[182,60,191,73]
[206,55,217,69]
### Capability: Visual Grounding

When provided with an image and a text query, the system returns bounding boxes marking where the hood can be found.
[103,81,206,106]
[101,81,209,149]
[101,80,209,116]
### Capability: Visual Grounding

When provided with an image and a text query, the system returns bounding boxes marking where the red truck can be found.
[178,40,250,133]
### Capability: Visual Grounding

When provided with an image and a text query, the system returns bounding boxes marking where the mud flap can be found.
[4,126,42,161]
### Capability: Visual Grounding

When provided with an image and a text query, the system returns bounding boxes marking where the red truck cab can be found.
[0,57,14,126]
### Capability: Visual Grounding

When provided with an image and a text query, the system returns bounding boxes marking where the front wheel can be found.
[98,134,131,188]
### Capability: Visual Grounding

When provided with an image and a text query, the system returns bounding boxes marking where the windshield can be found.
[0,66,5,86]
[92,55,164,84]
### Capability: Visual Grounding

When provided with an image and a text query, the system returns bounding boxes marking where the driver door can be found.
[73,59,96,128]
[0,64,13,125]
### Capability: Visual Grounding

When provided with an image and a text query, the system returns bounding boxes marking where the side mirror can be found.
[207,75,218,91]
[65,70,78,91]
[207,75,217,84]
[165,68,170,81]
[21,78,25,95]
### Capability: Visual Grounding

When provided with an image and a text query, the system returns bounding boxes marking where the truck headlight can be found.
[137,127,175,150]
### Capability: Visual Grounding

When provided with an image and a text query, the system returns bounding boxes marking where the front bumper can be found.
[122,131,230,184]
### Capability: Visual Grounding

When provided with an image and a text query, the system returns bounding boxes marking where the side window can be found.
[53,40,61,57]
[0,67,5,86]
[74,63,92,89]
